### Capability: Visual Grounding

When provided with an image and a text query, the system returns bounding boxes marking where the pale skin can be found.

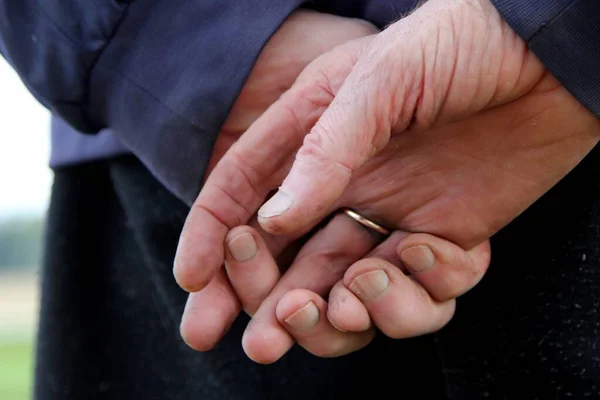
[177,8,482,354]
[176,0,600,362]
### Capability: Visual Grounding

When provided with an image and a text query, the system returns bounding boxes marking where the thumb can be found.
[257,47,422,235]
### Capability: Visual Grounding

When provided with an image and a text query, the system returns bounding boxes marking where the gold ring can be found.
[340,208,391,236]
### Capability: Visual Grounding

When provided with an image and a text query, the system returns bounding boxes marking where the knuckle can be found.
[279,94,314,138]
[213,155,264,219]
[297,128,336,166]
[281,79,333,135]
[290,79,334,115]
[298,114,363,173]
[192,185,255,234]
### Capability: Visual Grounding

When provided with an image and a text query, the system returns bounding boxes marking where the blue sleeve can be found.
[0,0,303,205]
[490,0,600,118]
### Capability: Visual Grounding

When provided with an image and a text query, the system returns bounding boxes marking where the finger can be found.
[173,88,329,293]
[180,268,240,351]
[224,226,282,316]
[326,230,411,333]
[397,234,491,302]
[257,42,421,235]
[327,280,372,333]
[181,218,299,351]
[276,289,375,358]
[242,213,381,364]
[173,40,367,293]
[343,257,456,339]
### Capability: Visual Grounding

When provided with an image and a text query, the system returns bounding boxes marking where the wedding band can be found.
[340,208,391,236]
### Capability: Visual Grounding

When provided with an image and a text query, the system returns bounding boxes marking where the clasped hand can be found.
[174,0,600,363]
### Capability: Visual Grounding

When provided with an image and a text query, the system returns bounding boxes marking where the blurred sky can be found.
[0,58,52,218]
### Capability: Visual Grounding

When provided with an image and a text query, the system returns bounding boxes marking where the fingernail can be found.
[400,245,435,272]
[284,301,320,332]
[258,189,293,218]
[227,233,257,262]
[349,270,390,302]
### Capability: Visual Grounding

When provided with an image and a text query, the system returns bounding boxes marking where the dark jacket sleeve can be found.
[0,0,303,205]
[491,0,600,118]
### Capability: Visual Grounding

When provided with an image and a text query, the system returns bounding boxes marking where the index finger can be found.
[173,86,331,292]
[173,38,370,292]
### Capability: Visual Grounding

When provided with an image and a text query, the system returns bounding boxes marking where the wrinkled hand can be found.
[255,0,549,235]
[205,10,378,176]
[221,73,599,363]
[220,224,490,363]
[177,0,546,291]
[176,0,600,361]
[174,10,379,350]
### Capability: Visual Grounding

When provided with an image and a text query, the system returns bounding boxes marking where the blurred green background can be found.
[0,215,44,400]
[0,342,34,399]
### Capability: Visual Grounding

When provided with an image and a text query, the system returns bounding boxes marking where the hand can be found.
[174,10,379,350]
[176,0,543,291]
[193,66,599,363]
[254,0,547,235]
[176,3,600,359]
[233,73,600,362]
[205,10,378,175]
[218,223,490,363]
[176,0,600,358]
[177,0,599,294]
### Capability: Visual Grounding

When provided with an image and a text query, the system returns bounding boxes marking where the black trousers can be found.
[34,153,600,400]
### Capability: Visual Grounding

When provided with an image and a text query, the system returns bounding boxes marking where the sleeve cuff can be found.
[87,0,304,205]
[491,0,600,118]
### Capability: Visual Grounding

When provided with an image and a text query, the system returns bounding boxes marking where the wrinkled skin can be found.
[176,0,600,362]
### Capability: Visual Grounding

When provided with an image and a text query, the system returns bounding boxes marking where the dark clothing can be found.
[2,0,599,205]
[35,155,447,400]
[491,0,600,119]
[49,117,129,168]
[0,0,417,205]
[36,153,600,399]
[1,0,305,203]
